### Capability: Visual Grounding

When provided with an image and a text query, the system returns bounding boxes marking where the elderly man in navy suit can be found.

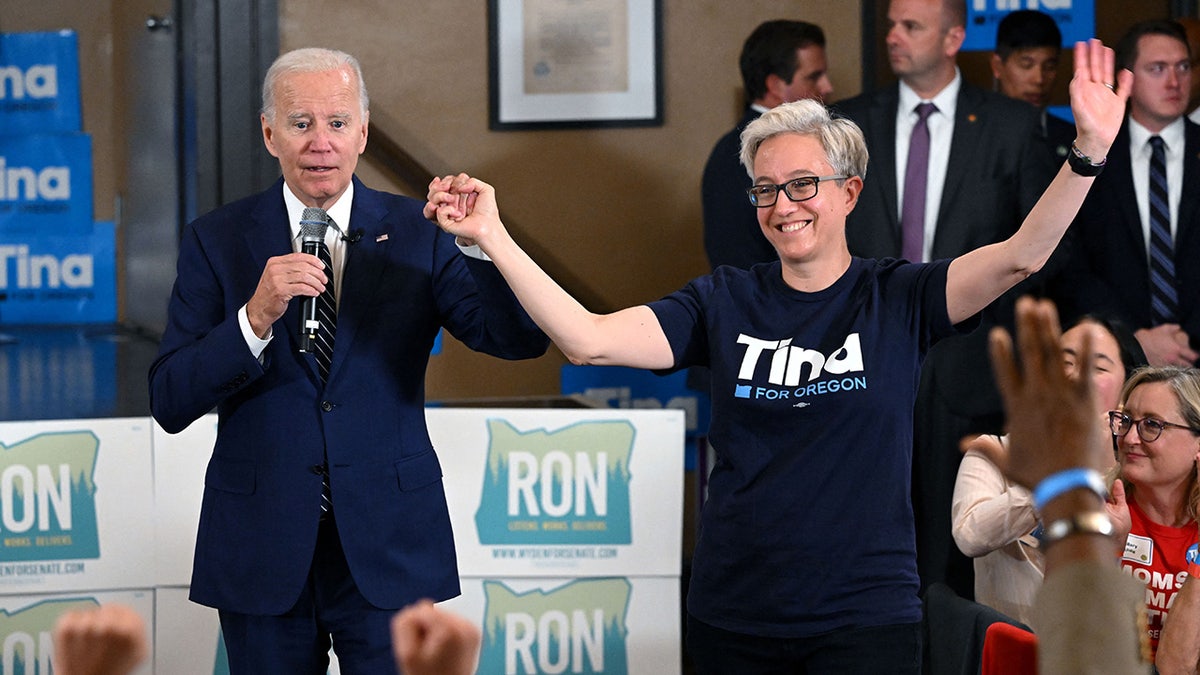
[833,0,1056,598]
[149,48,547,674]
[1051,19,1200,369]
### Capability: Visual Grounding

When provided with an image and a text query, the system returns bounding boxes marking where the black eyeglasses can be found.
[746,175,848,208]
[1107,410,1200,443]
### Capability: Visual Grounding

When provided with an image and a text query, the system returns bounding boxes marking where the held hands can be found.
[988,297,1109,489]
[1070,39,1133,161]
[1134,324,1198,367]
[425,173,502,249]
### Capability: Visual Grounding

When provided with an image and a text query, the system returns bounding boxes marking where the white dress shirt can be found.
[896,71,961,262]
[951,440,1044,628]
[238,182,356,356]
[237,182,487,356]
[1128,116,1185,263]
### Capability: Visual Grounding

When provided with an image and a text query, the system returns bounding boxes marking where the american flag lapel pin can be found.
[376,234,389,243]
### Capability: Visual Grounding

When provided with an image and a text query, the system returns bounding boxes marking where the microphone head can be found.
[300,207,329,242]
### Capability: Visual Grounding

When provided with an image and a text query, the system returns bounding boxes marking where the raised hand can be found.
[53,604,148,675]
[391,599,481,675]
[1070,38,1132,160]
[988,297,1108,489]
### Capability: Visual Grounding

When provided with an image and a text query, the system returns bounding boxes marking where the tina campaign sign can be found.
[0,134,93,236]
[963,1,1095,51]
[0,221,116,324]
[0,31,81,135]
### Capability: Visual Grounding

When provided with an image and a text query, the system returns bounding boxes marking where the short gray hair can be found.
[739,99,868,180]
[261,47,369,121]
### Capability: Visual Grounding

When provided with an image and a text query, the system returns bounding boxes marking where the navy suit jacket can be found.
[702,108,776,270]
[1050,119,1200,355]
[833,81,1054,414]
[1041,110,1075,166]
[834,80,1052,263]
[149,177,549,614]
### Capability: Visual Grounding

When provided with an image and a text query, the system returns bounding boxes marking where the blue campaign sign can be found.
[431,328,443,355]
[561,364,711,470]
[0,30,82,134]
[963,1,1095,52]
[0,221,116,324]
[0,133,93,235]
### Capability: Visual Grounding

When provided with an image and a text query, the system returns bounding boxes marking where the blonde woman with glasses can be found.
[1107,366,1200,663]
[426,40,1128,674]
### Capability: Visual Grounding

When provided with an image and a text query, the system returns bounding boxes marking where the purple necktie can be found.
[902,102,937,263]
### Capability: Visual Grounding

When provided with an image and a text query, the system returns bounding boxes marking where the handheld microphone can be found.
[298,207,329,353]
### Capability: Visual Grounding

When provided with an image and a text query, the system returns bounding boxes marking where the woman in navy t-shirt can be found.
[425,40,1128,674]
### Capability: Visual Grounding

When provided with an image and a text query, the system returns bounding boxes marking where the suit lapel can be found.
[1178,120,1200,247]
[936,85,985,246]
[325,177,392,383]
[871,87,900,231]
[1109,125,1146,257]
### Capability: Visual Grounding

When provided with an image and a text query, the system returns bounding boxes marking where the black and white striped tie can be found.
[299,207,337,517]
[299,208,338,382]
[315,230,336,516]
[312,238,337,383]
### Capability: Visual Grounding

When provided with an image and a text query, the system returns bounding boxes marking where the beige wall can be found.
[280,0,863,400]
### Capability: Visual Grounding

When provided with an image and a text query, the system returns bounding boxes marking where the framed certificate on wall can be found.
[488,0,663,130]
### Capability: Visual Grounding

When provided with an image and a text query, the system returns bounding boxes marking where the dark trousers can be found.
[686,613,922,674]
[218,517,397,675]
[912,331,1006,601]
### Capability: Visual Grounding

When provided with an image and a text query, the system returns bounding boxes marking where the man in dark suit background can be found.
[1051,20,1200,367]
[702,20,832,271]
[149,48,547,673]
[833,0,1055,598]
[1180,17,1200,123]
[991,10,1075,163]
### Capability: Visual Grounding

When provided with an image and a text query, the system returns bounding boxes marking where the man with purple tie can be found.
[833,0,1055,599]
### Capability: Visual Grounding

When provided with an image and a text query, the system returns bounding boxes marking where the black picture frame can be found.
[488,0,663,130]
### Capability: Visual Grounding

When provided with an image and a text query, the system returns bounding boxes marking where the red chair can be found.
[982,621,1038,675]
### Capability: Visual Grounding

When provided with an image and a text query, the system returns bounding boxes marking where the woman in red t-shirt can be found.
[1109,367,1200,660]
